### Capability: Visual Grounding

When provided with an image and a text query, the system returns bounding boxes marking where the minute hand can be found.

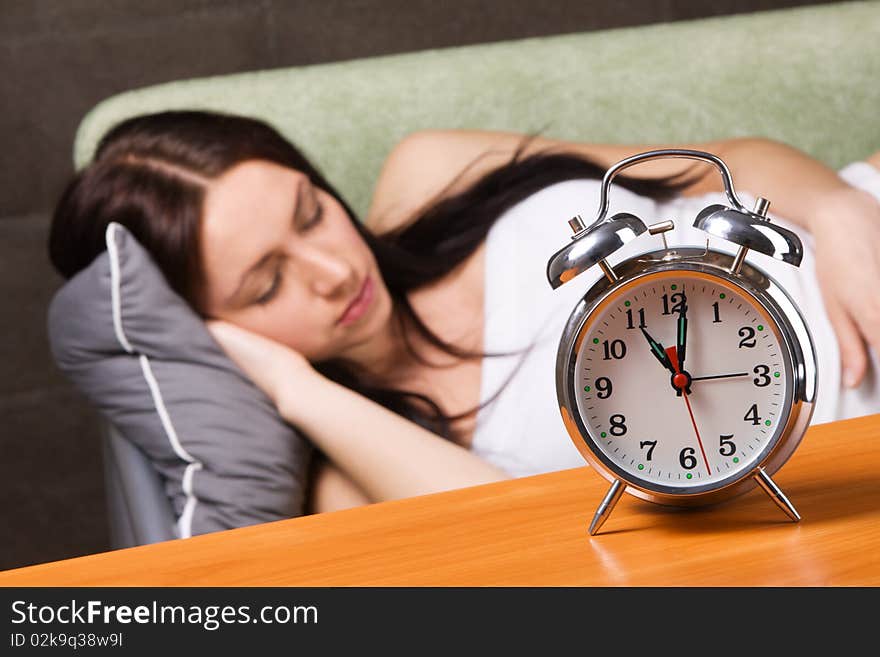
[677,298,688,372]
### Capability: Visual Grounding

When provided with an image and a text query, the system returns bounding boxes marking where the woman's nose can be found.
[295,245,353,297]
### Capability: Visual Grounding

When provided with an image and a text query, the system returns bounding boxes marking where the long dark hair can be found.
[49,111,694,442]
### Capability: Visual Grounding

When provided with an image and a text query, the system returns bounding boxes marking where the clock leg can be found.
[754,468,801,522]
[589,478,625,536]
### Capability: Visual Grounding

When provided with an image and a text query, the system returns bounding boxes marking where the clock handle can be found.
[754,468,801,522]
[589,478,626,536]
[586,149,748,232]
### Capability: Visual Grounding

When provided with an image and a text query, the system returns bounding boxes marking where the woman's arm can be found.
[206,320,512,503]
[366,129,726,232]
[306,453,373,513]
[281,373,511,503]
[367,129,872,236]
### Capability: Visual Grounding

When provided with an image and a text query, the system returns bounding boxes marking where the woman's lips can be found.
[337,275,374,326]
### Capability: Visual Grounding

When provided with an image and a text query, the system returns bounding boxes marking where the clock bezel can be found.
[556,247,817,507]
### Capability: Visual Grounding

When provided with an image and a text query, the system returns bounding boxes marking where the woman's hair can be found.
[49,110,695,442]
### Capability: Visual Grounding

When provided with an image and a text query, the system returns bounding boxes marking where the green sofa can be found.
[74,1,879,221]
[70,0,879,546]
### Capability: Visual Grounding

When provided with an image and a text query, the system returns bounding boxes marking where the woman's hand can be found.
[809,187,880,387]
[205,320,315,410]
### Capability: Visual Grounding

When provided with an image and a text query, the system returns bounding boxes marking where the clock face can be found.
[572,270,794,493]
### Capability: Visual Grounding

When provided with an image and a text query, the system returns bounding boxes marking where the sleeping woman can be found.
[48,111,880,514]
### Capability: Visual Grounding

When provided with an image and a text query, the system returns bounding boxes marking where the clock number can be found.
[753,364,771,387]
[744,403,762,425]
[640,440,657,461]
[661,292,686,316]
[595,377,613,399]
[625,307,647,329]
[719,434,737,457]
[609,414,627,437]
[738,326,756,348]
[679,447,697,470]
[602,339,627,360]
[712,301,723,323]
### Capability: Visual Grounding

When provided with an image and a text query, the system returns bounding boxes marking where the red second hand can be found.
[665,346,712,476]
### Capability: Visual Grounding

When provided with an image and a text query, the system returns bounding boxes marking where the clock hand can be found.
[639,327,676,375]
[690,372,749,382]
[666,346,712,476]
[677,293,688,373]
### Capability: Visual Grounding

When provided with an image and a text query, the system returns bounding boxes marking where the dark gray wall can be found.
[0,0,834,572]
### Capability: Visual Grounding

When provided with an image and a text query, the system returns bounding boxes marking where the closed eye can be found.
[255,269,282,305]
[304,200,324,228]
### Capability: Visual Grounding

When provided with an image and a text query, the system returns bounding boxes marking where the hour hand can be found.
[640,327,676,375]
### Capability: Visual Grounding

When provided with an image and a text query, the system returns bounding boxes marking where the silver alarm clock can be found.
[546,149,817,535]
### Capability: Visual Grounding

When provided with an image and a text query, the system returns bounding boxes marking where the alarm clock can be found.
[547,149,817,535]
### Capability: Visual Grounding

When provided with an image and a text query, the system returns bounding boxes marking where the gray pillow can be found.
[47,221,313,538]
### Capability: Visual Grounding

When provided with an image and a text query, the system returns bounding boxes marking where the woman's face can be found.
[199,159,392,362]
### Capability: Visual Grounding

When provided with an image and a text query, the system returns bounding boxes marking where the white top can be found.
[471,162,880,478]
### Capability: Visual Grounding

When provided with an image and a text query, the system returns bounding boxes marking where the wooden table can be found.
[2,414,879,586]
